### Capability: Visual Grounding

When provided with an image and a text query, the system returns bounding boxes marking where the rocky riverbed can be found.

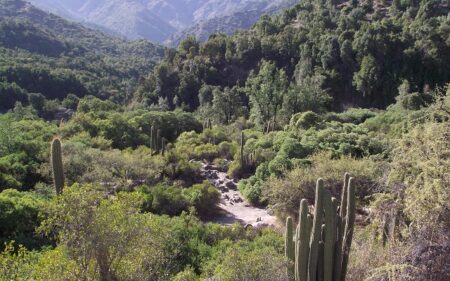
[199,161,278,228]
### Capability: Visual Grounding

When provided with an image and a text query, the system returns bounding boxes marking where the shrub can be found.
[295,111,322,129]
[264,152,383,218]
[183,181,220,216]
[0,189,48,249]
[325,108,377,124]
[203,230,287,281]
[390,121,450,238]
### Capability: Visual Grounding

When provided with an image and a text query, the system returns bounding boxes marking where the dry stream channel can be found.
[199,162,278,227]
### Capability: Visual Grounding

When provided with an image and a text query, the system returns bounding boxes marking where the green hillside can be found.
[0,0,164,111]
[137,0,449,115]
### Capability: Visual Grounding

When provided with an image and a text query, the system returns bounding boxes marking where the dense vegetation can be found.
[136,0,449,114]
[0,0,164,111]
[0,0,449,280]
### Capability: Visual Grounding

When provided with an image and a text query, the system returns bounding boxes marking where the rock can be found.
[266,208,274,216]
[225,181,237,190]
[205,164,215,170]
[232,195,243,203]
[209,172,218,179]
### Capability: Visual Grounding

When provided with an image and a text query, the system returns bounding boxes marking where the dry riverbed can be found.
[199,162,279,228]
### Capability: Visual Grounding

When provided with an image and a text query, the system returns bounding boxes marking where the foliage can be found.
[264,152,383,218]
[136,0,449,122]
[0,189,48,249]
[390,121,450,238]
[0,0,164,111]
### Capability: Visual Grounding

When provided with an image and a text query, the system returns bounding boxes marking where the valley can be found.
[0,0,449,280]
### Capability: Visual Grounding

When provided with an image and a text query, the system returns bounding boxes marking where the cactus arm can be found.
[296,199,310,281]
[308,178,324,281]
[340,177,356,281]
[339,173,350,224]
[323,191,336,281]
[286,216,295,279]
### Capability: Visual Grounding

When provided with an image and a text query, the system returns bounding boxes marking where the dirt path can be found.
[199,162,279,228]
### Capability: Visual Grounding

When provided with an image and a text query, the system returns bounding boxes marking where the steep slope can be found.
[0,0,164,109]
[29,0,297,44]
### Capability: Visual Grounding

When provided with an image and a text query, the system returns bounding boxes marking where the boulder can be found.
[225,181,237,190]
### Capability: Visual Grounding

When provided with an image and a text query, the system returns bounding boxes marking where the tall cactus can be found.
[308,179,324,281]
[240,131,245,168]
[285,217,295,278]
[51,138,65,195]
[285,174,356,281]
[150,125,155,151]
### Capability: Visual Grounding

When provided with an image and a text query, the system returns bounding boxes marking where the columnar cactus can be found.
[240,131,245,168]
[51,138,65,195]
[285,217,295,278]
[285,175,356,281]
[150,125,155,151]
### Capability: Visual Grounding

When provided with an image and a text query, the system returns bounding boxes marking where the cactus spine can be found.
[51,138,65,195]
[285,174,356,281]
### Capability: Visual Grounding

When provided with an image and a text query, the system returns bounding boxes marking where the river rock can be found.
[225,181,237,190]
[205,164,215,170]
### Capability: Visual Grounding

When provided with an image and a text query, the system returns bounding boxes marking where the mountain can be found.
[0,0,164,109]
[28,0,297,45]
[165,0,297,46]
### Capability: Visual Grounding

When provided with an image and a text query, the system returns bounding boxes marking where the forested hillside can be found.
[0,0,449,281]
[0,0,164,112]
[136,0,449,116]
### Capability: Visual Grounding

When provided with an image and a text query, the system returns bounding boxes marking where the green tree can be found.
[212,87,243,124]
[247,61,288,130]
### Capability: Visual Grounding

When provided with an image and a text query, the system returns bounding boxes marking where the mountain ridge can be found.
[29,0,297,45]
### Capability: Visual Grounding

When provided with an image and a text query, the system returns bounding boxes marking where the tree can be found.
[212,86,243,124]
[28,93,45,112]
[282,73,332,122]
[41,184,179,280]
[353,55,379,98]
[247,61,288,130]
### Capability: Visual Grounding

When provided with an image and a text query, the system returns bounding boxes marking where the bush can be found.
[295,111,322,129]
[390,121,450,238]
[238,163,269,205]
[0,189,48,249]
[264,152,383,218]
[203,230,287,281]
[183,181,220,216]
[325,108,377,124]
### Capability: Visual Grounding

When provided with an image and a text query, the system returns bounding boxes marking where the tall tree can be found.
[246,60,288,130]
